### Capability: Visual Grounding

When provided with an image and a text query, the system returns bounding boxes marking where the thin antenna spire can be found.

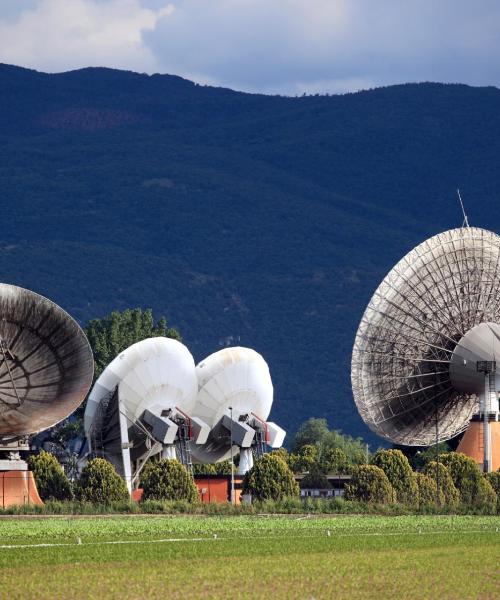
[457,189,470,228]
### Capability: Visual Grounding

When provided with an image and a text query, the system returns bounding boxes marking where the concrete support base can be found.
[0,470,43,508]
[457,420,500,472]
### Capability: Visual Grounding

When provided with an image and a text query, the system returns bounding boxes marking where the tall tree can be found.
[291,418,330,453]
[321,448,351,474]
[243,454,299,501]
[291,417,368,466]
[371,449,418,505]
[345,465,393,504]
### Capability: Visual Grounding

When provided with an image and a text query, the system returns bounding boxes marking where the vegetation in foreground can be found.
[28,446,500,516]
[0,515,498,600]
[0,496,497,517]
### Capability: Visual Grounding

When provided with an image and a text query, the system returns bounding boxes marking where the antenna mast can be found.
[457,189,470,228]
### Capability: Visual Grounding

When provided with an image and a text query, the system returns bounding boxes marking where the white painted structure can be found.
[85,337,197,431]
[191,347,286,473]
[84,337,209,490]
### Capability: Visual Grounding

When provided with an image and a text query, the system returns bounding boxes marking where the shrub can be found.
[141,459,198,502]
[423,461,460,507]
[371,449,418,505]
[345,465,393,503]
[415,472,444,506]
[321,448,351,474]
[439,453,483,505]
[192,463,217,475]
[243,454,299,501]
[292,444,320,473]
[269,448,290,465]
[474,476,497,514]
[27,450,73,501]
[213,460,232,475]
[76,458,129,503]
[485,470,500,513]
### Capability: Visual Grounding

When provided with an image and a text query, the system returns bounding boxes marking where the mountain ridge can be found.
[1,63,500,445]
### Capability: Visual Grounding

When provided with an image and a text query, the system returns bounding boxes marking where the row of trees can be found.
[247,449,498,512]
[28,452,129,503]
[29,448,500,514]
[262,448,499,513]
[286,418,457,475]
[28,452,200,503]
[335,450,499,512]
[29,451,299,504]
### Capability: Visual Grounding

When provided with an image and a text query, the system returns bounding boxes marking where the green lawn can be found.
[0,515,498,599]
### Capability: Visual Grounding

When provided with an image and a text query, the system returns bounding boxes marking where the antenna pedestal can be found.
[238,448,254,475]
[457,417,500,472]
[476,363,496,472]
[0,450,43,508]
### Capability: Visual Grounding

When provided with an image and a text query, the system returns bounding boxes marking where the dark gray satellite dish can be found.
[0,283,94,445]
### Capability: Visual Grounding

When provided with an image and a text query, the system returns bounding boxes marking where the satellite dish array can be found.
[0,283,284,495]
[84,340,285,490]
[1,224,498,495]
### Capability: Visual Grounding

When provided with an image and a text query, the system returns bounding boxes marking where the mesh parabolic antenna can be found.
[0,283,94,439]
[351,227,500,446]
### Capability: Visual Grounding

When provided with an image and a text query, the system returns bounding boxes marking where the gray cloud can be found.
[1,0,500,94]
[0,0,172,73]
[0,1,38,21]
[145,0,500,94]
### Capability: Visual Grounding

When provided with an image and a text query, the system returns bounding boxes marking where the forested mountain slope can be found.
[1,64,500,444]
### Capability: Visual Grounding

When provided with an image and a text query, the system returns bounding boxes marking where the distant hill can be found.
[1,64,500,446]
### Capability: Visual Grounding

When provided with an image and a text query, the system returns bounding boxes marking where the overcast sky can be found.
[1,0,499,95]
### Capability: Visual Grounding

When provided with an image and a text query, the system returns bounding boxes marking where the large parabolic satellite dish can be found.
[352,227,500,447]
[190,347,286,472]
[84,337,210,490]
[0,283,94,440]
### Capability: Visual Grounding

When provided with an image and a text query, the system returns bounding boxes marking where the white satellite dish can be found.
[84,337,209,491]
[191,347,286,474]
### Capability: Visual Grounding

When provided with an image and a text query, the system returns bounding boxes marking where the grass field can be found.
[0,514,499,599]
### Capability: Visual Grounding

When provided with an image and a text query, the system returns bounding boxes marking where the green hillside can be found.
[1,64,500,443]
